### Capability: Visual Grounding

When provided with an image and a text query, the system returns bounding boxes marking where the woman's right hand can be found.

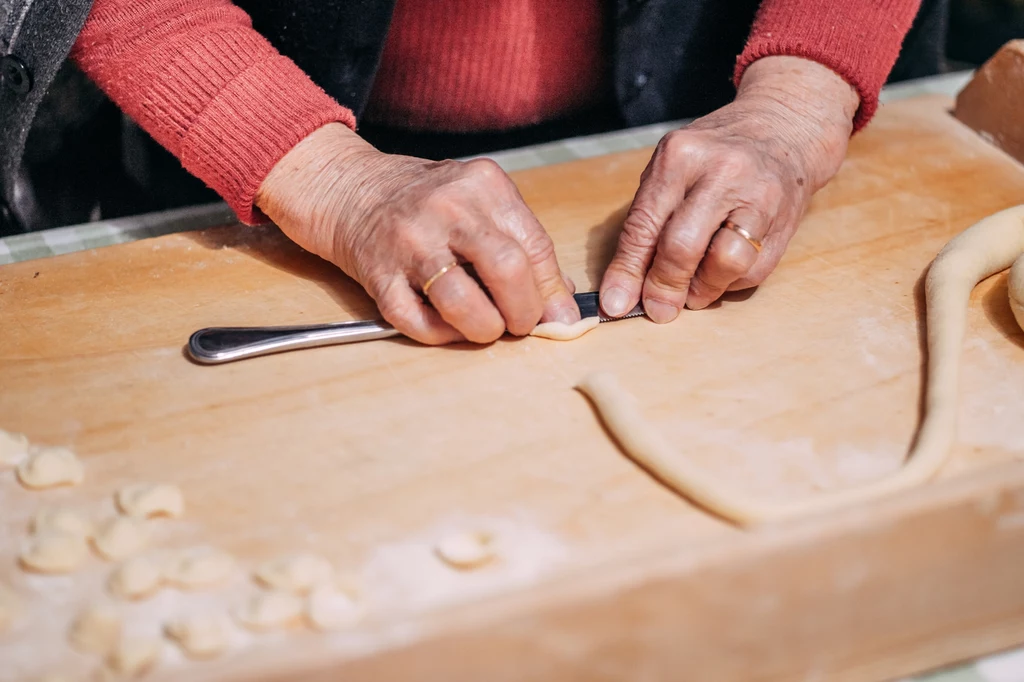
[255,123,580,345]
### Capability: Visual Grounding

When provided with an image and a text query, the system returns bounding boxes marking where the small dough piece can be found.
[32,507,93,540]
[0,583,21,633]
[163,547,235,589]
[92,517,149,561]
[529,316,600,341]
[16,446,84,489]
[306,586,364,631]
[234,591,304,631]
[107,636,161,677]
[69,605,122,655]
[434,531,496,570]
[164,614,230,659]
[0,429,30,468]
[109,556,163,600]
[253,553,333,594]
[20,531,89,573]
[116,483,184,519]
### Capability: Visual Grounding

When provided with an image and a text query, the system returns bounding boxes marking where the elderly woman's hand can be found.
[255,124,580,345]
[599,56,860,322]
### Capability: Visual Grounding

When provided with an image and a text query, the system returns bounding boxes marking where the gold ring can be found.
[723,220,763,253]
[421,260,459,295]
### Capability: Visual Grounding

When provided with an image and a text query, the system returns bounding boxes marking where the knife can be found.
[186,291,644,365]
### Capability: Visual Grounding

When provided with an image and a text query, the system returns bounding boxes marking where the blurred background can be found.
[6,0,1024,237]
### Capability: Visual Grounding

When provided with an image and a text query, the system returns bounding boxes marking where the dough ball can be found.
[69,604,122,655]
[434,531,496,570]
[20,530,89,573]
[109,555,163,600]
[164,614,230,659]
[253,553,333,594]
[306,586,364,631]
[163,547,235,589]
[16,446,84,489]
[0,583,21,633]
[115,483,184,519]
[234,591,304,631]
[92,517,150,562]
[0,429,29,468]
[32,507,93,540]
[106,636,161,677]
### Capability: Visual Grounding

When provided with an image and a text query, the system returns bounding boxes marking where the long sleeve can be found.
[734,0,923,131]
[70,0,357,224]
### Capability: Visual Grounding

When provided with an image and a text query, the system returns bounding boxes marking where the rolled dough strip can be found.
[529,316,600,341]
[577,205,1024,526]
[1010,252,1024,331]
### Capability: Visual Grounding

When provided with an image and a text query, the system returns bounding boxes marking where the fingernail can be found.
[555,306,581,325]
[644,298,679,324]
[602,287,630,317]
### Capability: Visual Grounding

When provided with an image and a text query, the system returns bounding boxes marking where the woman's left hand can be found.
[599,56,860,322]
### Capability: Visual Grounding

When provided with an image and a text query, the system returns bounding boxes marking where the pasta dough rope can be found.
[577,204,1024,525]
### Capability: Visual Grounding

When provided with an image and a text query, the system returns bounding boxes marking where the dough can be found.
[306,586,364,631]
[32,507,93,539]
[575,204,1024,526]
[16,446,84,489]
[1010,251,1024,331]
[109,555,163,600]
[0,583,20,633]
[164,614,229,659]
[0,429,29,468]
[253,553,333,594]
[106,636,161,677]
[20,531,89,573]
[163,547,235,589]
[116,483,184,519]
[529,316,600,341]
[234,591,303,631]
[69,605,121,655]
[92,517,149,561]
[433,531,496,570]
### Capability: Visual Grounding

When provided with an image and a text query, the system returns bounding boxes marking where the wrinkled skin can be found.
[256,55,859,343]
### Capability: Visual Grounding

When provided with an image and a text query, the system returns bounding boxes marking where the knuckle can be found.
[658,229,701,269]
[659,130,691,160]
[707,240,752,275]
[488,240,530,281]
[521,228,556,266]
[464,157,508,185]
[621,205,663,245]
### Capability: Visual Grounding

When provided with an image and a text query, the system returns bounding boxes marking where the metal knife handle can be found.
[187,320,402,364]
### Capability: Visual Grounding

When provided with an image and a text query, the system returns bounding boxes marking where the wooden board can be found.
[1,95,1023,681]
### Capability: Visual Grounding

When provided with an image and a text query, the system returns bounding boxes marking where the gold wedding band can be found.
[723,220,763,253]
[421,260,460,295]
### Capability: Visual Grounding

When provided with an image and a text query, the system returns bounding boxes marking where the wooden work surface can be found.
[1,95,1024,682]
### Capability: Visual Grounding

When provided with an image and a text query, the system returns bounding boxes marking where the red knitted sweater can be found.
[70,0,920,224]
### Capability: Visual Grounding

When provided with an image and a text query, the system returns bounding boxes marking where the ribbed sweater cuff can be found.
[180,56,355,225]
[734,0,920,132]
